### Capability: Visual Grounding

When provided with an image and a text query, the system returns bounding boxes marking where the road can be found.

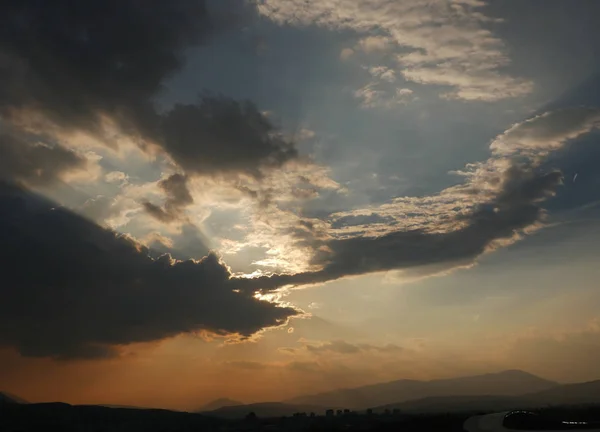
[463,411,600,432]
[464,412,511,432]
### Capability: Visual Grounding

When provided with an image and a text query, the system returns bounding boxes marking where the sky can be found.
[1,0,600,411]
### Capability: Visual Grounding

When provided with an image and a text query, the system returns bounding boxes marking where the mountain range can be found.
[199,370,600,418]
[199,398,244,412]
[284,369,557,409]
[4,370,600,419]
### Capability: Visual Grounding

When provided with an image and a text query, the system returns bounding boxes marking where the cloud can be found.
[223,360,268,370]
[490,108,600,157]
[105,171,128,184]
[305,340,404,355]
[80,195,125,223]
[257,0,532,101]
[143,174,193,223]
[368,66,396,83]
[0,182,299,359]
[159,97,298,178]
[287,361,321,373]
[340,48,354,61]
[0,1,301,185]
[353,80,416,109]
[0,0,210,139]
[237,107,600,291]
[357,36,391,54]
[238,170,563,291]
[0,130,91,187]
[307,340,362,354]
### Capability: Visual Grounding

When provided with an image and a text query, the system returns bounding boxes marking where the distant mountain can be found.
[527,379,600,405]
[96,404,155,410]
[0,391,28,404]
[199,398,244,412]
[365,379,600,414]
[203,402,328,419]
[286,370,558,409]
[373,395,530,414]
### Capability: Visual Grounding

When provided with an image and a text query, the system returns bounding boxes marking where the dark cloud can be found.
[0,0,209,138]
[0,131,87,186]
[143,202,174,223]
[0,182,298,359]
[330,213,396,230]
[0,1,299,181]
[237,165,565,292]
[313,167,561,279]
[160,97,298,177]
[143,174,193,222]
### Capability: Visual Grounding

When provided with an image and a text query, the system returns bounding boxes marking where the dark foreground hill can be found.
[0,391,28,404]
[202,401,329,419]
[0,402,222,432]
[373,394,529,414]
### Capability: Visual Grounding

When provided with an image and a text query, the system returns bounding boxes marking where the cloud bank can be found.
[0,182,298,359]
[0,129,90,186]
[0,0,300,184]
[239,107,600,291]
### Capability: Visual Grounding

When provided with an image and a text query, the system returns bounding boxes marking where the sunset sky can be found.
[1,0,600,411]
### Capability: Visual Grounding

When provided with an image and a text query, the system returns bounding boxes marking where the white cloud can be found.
[368,66,396,83]
[357,36,391,54]
[490,108,600,157]
[105,170,129,184]
[257,0,532,101]
[340,47,354,60]
[328,107,600,242]
[353,82,416,109]
[297,128,316,141]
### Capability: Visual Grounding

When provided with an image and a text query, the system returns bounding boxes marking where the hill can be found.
[286,370,557,409]
[0,391,28,404]
[203,402,328,419]
[527,379,600,405]
[0,402,221,432]
[199,397,243,412]
[373,395,530,414]
[366,379,600,414]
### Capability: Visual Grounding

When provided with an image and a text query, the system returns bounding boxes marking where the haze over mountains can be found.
[4,370,600,420]
[199,398,244,412]
[285,370,557,409]
[195,370,600,418]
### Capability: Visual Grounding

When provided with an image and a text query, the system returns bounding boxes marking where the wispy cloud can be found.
[238,107,600,290]
[257,0,532,102]
[304,340,404,355]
